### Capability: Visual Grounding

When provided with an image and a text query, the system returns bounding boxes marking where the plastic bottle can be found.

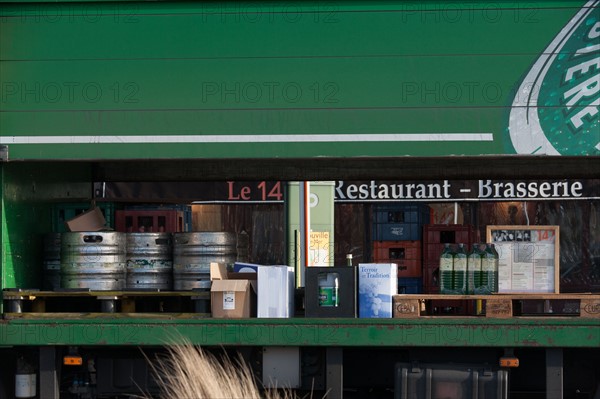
[439,243,455,294]
[488,244,499,293]
[332,276,339,306]
[479,244,492,294]
[318,273,339,307]
[15,356,36,399]
[467,243,483,294]
[453,243,468,295]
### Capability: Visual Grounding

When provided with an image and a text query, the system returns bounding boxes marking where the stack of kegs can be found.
[42,231,247,291]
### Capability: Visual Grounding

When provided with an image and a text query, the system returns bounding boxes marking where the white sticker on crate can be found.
[391,227,404,236]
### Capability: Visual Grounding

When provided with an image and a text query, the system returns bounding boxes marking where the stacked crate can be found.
[422,224,480,314]
[115,205,193,233]
[371,204,431,293]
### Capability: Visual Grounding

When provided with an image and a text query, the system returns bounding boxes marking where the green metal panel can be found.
[0,318,598,347]
[1,1,597,159]
[0,165,3,308]
[0,162,93,289]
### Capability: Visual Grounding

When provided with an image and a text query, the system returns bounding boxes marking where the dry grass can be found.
[145,340,295,399]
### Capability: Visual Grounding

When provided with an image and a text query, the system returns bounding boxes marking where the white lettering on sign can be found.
[335,180,451,200]
[566,22,600,131]
[478,180,584,199]
[334,180,591,201]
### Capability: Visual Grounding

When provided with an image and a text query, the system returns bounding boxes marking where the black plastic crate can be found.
[395,362,508,399]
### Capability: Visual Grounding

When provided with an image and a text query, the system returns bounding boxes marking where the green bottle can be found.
[439,243,454,295]
[481,244,499,294]
[490,244,499,293]
[468,243,483,295]
[453,243,468,295]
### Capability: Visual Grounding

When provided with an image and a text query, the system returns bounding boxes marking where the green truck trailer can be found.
[1,0,599,398]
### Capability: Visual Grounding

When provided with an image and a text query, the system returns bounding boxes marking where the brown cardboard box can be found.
[211,279,253,318]
[210,262,229,280]
[65,207,107,232]
[210,263,257,318]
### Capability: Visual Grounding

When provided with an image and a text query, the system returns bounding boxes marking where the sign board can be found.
[95,179,600,203]
[309,231,330,267]
[1,2,598,160]
[486,225,560,294]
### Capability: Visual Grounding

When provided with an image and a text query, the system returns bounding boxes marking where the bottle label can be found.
[15,374,36,398]
[482,258,496,272]
[453,258,467,272]
[468,256,482,271]
[439,257,453,272]
[319,287,338,307]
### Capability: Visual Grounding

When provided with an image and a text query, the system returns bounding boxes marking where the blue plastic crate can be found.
[373,223,424,241]
[373,203,431,223]
[398,277,423,294]
[373,203,431,241]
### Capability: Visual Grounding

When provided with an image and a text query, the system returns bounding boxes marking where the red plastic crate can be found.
[115,210,185,233]
[424,224,479,244]
[423,224,480,265]
[424,243,446,266]
[422,262,440,292]
[372,240,422,277]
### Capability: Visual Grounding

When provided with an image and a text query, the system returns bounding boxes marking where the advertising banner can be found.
[1,1,598,159]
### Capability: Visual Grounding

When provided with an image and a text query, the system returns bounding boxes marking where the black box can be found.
[305,267,356,318]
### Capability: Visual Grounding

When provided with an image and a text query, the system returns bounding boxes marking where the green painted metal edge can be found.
[0,165,3,314]
[1,318,598,347]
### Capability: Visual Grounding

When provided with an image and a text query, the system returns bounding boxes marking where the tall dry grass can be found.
[146,341,295,399]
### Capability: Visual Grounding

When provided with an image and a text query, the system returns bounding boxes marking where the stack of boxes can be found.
[371,204,431,294]
[210,262,295,319]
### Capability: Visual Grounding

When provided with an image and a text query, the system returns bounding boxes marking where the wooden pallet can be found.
[2,289,210,316]
[393,294,600,319]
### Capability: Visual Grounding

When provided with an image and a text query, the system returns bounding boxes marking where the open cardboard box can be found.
[65,207,107,232]
[210,263,257,318]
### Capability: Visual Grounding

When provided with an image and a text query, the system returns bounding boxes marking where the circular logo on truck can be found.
[508,1,600,156]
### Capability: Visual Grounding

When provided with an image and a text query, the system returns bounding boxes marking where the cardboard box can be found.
[358,263,398,318]
[65,207,107,232]
[210,262,229,280]
[257,266,295,318]
[211,279,253,318]
[210,262,257,318]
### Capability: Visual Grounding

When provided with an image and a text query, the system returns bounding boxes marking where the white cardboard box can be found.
[358,263,398,318]
[257,265,295,318]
